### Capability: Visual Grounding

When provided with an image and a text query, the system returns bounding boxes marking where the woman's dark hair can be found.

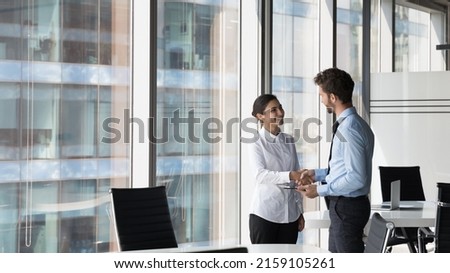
[313,67,354,104]
[252,94,278,118]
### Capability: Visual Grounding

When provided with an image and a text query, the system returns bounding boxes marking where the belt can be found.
[326,195,368,201]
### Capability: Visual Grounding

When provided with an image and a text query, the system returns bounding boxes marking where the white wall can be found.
[370,71,450,203]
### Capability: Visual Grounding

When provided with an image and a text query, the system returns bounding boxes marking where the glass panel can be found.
[21,84,60,160]
[395,5,429,72]
[0,83,20,160]
[60,85,97,158]
[156,0,240,246]
[336,0,363,110]
[98,87,112,157]
[272,0,320,244]
[2,0,62,62]
[99,0,112,65]
[0,0,21,60]
[63,0,99,64]
[370,0,379,73]
[0,183,18,252]
[0,0,130,252]
[27,0,61,62]
[58,180,97,253]
[19,181,59,253]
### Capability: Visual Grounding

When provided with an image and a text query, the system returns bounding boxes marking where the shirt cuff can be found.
[316,184,328,196]
[315,168,327,182]
[280,171,291,182]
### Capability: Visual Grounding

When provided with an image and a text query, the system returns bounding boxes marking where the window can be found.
[0,0,131,253]
[394,4,446,72]
[272,0,320,244]
[336,0,363,110]
[155,0,241,246]
[395,5,429,71]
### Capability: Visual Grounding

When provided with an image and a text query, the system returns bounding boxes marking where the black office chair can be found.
[418,182,450,253]
[110,186,178,251]
[378,166,433,252]
[364,212,395,253]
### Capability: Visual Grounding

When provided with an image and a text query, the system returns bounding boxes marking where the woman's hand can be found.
[298,214,305,232]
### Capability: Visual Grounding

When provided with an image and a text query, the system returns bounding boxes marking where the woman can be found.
[248,94,305,244]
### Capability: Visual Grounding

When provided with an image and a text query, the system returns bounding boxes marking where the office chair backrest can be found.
[364,212,395,253]
[435,183,450,253]
[110,186,178,251]
[437,182,450,203]
[379,166,426,201]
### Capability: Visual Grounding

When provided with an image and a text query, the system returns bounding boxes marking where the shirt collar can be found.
[336,106,356,123]
[259,127,281,143]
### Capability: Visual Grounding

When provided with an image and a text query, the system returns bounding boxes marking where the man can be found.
[297,67,375,253]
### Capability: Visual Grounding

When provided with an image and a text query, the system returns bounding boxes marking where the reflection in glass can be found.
[63,0,99,64]
[0,0,130,252]
[156,0,240,246]
[0,83,20,160]
[272,0,319,187]
[272,0,320,244]
[370,0,379,73]
[60,85,96,159]
[395,5,428,72]
[20,84,60,160]
[336,0,363,111]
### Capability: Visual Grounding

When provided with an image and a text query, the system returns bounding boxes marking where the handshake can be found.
[290,169,315,186]
[289,169,319,199]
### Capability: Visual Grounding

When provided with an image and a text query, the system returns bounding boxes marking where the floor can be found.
[390,243,435,253]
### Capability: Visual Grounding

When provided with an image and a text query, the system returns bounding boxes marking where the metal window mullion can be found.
[148,0,158,187]
[261,0,272,94]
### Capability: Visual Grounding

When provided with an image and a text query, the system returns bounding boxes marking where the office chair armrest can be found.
[418,227,434,238]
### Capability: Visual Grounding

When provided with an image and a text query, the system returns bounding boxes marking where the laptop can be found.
[372,180,401,210]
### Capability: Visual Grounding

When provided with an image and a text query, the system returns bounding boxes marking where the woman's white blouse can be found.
[248,127,303,223]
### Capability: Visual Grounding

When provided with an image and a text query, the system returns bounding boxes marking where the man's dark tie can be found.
[324,121,339,209]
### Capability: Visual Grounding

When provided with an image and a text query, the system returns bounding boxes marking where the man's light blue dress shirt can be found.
[315,107,375,197]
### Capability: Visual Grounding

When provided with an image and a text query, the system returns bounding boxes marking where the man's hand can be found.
[291,169,315,188]
[299,169,315,185]
[296,184,319,199]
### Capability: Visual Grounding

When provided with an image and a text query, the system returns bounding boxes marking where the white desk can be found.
[303,201,436,229]
[242,244,329,253]
[127,244,329,253]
